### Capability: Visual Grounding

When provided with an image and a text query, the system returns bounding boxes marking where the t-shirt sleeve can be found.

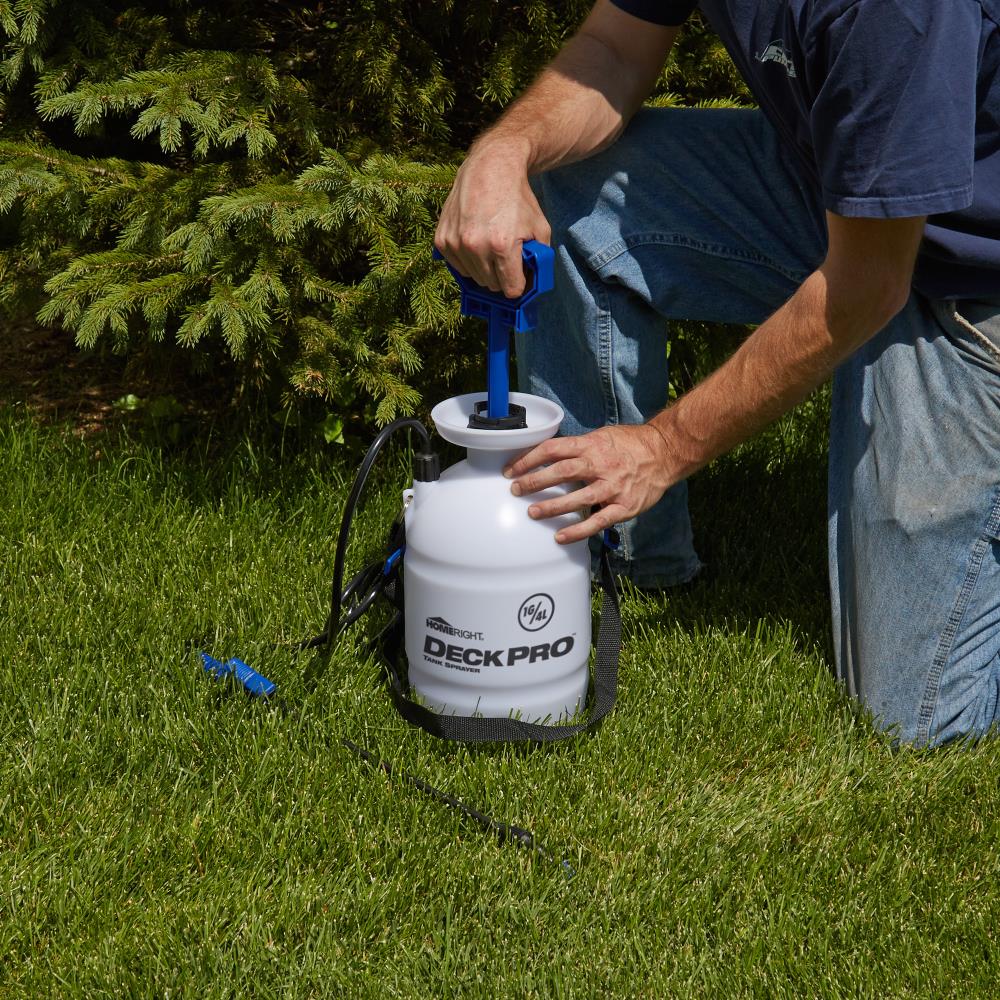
[809,0,980,218]
[609,0,697,27]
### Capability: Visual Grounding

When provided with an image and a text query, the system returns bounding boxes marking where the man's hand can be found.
[434,142,550,298]
[503,423,675,544]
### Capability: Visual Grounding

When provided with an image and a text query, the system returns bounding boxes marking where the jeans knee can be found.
[860,654,1000,748]
[532,157,627,260]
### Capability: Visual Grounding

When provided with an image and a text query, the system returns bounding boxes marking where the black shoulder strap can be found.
[378,547,621,744]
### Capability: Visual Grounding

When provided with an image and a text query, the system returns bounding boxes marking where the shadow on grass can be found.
[622,392,833,672]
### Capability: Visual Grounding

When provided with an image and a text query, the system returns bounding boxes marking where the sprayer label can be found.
[423,634,574,668]
[425,616,484,641]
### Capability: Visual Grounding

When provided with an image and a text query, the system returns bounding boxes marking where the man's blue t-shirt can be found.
[610,0,1000,299]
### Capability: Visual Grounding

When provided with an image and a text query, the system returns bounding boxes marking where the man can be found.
[433,0,1000,746]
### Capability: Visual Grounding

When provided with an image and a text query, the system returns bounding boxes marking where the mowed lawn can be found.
[2,392,999,998]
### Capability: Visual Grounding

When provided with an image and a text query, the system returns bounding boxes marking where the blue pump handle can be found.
[432,240,554,418]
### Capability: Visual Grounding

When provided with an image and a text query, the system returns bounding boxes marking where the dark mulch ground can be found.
[0,318,233,435]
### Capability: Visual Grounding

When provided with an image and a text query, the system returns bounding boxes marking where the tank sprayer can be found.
[304,240,622,740]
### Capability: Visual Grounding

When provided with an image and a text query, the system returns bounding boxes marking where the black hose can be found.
[341,739,575,878]
[299,417,431,650]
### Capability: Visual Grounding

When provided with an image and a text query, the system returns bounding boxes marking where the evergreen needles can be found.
[0,1,744,422]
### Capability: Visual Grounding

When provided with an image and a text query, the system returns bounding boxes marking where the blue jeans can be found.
[517,108,1000,746]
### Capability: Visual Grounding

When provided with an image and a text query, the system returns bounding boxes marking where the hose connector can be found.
[413,450,440,482]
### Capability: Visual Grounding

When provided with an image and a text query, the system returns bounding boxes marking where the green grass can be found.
[2,395,999,998]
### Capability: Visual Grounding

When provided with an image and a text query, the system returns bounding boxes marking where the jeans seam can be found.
[595,283,619,427]
[917,486,1000,743]
[595,283,631,561]
[587,232,808,284]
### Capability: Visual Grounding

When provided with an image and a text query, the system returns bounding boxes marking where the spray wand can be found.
[342,739,575,878]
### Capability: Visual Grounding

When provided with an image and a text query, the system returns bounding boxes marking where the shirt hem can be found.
[824,185,974,219]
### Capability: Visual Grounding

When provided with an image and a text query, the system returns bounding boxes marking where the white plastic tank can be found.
[403,391,591,722]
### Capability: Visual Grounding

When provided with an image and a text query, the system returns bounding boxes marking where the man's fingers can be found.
[440,228,498,290]
[554,504,627,544]
[436,232,491,290]
[492,249,527,298]
[504,437,583,480]
[461,242,499,291]
[526,483,604,520]
[511,457,588,497]
[444,230,524,294]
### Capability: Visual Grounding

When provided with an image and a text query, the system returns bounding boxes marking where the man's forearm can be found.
[503,271,907,544]
[436,3,678,296]
[502,205,925,544]
[649,268,905,484]
[477,29,666,174]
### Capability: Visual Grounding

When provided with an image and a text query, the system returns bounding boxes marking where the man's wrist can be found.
[643,414,684,489]
[646,409,704,485]
[470,128,535,172]
[645,417,672,462]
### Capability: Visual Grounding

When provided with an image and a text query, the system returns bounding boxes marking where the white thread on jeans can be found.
[950,306,1000,365]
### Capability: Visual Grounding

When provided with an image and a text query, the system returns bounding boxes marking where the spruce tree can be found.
[0,2,742,424]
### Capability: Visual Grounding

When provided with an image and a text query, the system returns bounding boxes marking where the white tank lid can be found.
[430,392,563,451]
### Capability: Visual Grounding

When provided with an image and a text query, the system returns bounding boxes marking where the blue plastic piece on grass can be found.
[201,651,276,698]
[228,658,277,698]
[201,651,227,677]
[433,240,554,419]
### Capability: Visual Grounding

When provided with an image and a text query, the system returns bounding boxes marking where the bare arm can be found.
[435,1,679,297]
[648,213,925,481]
[484,3,681,172]
[506,213,927,543]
